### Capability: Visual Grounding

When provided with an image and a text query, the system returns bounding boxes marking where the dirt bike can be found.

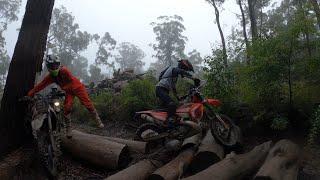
[21,87,65,177]
[135,80,242,148]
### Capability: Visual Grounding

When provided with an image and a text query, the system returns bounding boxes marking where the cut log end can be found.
[117,146,131,169]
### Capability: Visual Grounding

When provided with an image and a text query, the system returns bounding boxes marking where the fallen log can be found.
[183,141,272,180]
[72,130,149,154]
[106,159,162,180]
[181,133,202,150]
[103,136,149,154]
[254,139,301,180]
[148,147,196,180]
[61,130,130,170]
[188,130,224,174]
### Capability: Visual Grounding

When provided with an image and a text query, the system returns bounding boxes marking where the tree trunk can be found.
[0,0,55,157]
[61,130,130,170]
[181,133,202,150]
[102,135,150,154]
[238,0,250,63]
[248,0,258,40]
[211,0,228,67]
[105,159,162,180]
[188,130,224,175]
[254,140,301,180]
[310,0,320,29]
[183,141,272,180]
[148,148,196,180]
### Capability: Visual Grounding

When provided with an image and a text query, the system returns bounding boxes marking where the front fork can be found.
[205,104,230,129]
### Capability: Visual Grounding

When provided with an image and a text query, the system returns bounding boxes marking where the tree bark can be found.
[61,130,130,170]
[310,0,320,29]
[102,135,150,154]
[248,0,258,40]
[210,0,228,67]
[148,148,196,180]
[183,141,272,180]
[188,130,224,175]
[181,133,202,150]
[238,0,250,63]
[254,140,301,180]
[0,0,55,157]
[106,159,162,180]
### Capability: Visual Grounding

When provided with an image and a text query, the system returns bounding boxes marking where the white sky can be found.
[4,0,241,69]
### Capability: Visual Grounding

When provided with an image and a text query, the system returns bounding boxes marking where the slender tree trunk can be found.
[238,0,250,63]
[0,0,55,157]
[310,0,320,29]
[211,0,228,67]
[248,0,258,40]
[288,39,294,109]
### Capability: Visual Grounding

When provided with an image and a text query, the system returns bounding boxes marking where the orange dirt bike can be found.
[135,81,242,148]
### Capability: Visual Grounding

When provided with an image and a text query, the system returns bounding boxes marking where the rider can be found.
[27,55,105,138]
[156,59,199,128]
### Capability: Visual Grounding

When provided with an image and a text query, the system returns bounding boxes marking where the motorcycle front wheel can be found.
[37,131,59,177]
[210,114,242,148]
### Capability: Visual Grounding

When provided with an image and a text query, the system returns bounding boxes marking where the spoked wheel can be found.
[210,114,242,148]
[37,131,59,177]
[135,123,165,142]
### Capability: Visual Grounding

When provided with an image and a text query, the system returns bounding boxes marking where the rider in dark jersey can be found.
[156,59,199,127]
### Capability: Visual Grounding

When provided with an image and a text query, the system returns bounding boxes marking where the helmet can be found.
[45,55,61,77]
[178,59,194,72]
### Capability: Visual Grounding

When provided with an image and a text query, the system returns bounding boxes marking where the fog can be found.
[5,0,241,68]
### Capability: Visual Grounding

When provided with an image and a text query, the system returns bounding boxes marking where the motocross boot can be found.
[90,109,105,128]
[64,114,72,139]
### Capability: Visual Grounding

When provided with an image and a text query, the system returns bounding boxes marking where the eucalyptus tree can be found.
[149,15,188,72]
[0,0,21,89]
[206,0,228,67]
[115,42,145,73]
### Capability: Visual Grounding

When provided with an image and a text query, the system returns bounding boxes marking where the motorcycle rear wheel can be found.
[210,114,242,148]
[135,123,164,142]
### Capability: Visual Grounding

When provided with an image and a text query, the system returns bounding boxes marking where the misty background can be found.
[5,0,249,68]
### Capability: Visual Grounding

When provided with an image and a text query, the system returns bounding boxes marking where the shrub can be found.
[270,116,289,131]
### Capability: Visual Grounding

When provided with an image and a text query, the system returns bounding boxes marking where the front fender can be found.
[31,113,47,130]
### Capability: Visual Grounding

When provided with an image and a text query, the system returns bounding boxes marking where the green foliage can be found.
[149,15,188,73]
[73,79,157,124]
[308,105,320,145]
[48,6,93,81]
[203,48,235,101]
[120,79,157,119]
[88,64,105,84]
[95,32,117,70]
[203,0,320,135]
[270,116,289,130]
[0,0,21,89]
